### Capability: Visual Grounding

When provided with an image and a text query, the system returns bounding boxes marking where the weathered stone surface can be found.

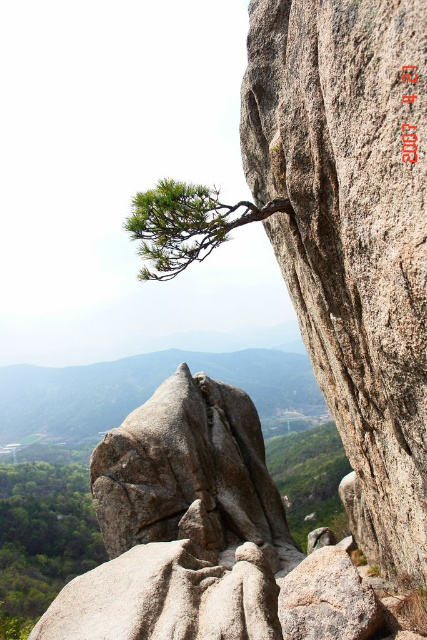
[198,544,283,640]
[382,633,426,640]
[241,0,427,582]
[28,540,283,640]
[177,498,225,553]
[339,471,381,565]
[307,526,336,554]
[336,535,356,554]
[90,363,300,565]
[277,546,383,640]
[261,542,282,574]
[357,565,396,597]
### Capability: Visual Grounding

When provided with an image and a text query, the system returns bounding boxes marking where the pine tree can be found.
[124,178,294,281]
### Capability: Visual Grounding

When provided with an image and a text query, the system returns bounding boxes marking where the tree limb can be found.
[125,179,295,282]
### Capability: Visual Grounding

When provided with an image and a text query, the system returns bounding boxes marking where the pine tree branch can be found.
[125,179,295,282]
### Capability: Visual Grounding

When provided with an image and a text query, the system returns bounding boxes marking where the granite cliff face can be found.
[241,0,427,581]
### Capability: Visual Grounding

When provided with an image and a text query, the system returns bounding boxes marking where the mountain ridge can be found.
[0,348,326,447]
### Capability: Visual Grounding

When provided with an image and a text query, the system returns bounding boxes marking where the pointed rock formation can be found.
[29,366,302,639]
[90,363,299,565]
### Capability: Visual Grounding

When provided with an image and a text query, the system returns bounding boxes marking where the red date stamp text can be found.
[401,65,418,163]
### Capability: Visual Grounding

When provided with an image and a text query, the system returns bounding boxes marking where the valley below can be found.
[0,348,328,452]
[0,417,349,637]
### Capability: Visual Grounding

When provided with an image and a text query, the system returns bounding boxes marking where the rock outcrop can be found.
[30,367,391,639]
[28,366,304,639]
[277,547,383,640]
[241,0,427,582]
[307,526,336,554]
[90,363,299,566]
[28,539,283,640]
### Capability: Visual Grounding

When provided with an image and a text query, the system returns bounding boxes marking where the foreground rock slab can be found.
[277,546,383,640]
[28,540,283,640]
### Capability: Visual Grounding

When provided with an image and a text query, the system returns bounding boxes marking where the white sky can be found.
[0,0,297,367]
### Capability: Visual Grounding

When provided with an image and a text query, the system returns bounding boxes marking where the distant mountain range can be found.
[122,321,307,356]
[0,321,307,368]
[0,348,326,445]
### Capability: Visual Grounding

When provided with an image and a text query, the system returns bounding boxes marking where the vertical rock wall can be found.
[241,0,427,581]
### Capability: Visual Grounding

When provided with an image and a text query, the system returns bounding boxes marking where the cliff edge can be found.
[241,0,427,582]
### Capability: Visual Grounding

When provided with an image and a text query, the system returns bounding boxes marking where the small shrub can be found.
[0,614,36,640]
[329,512,351,541]
[397,571,417,593]
[367,565,381,577]
[394,587,427,636]
[351,549,367,566]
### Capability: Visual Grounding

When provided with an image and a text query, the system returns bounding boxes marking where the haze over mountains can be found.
[0,347,325,447]
[123,321,307,356]
[0,321,306,368]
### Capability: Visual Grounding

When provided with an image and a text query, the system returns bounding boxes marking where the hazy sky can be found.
[0,0,298,367]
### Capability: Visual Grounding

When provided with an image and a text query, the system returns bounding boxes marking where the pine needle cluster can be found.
[124,178,294,281]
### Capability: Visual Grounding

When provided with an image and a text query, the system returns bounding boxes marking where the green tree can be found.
[124,178,294,281]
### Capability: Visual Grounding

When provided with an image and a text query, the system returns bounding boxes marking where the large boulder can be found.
[336,535,357,554]
[307,526,336,554]
[241,0,427,582]
[277,546,383,640]
[90,363,301,568]
[28,540,283,640]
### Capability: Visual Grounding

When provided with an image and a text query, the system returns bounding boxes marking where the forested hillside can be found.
[265,422,352,550]
[0,422,351,638]
[0,349,326,445]
[0,461,108,638]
